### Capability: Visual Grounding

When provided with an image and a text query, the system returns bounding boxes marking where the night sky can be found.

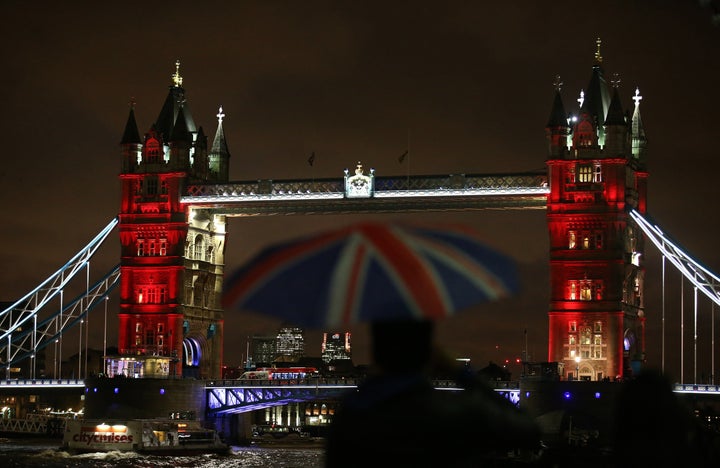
[2,1,719,378]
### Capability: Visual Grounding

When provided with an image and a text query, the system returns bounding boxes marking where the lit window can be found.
[569,283,577,300]
[135,322,142,333]
[593,163,602,182]
[157,323,165,333]
[581,327,592,345]
[137,239,145,256]
[580,283,592,301]
[578,165,593,183]
[594,321,602,333]
[568,231,577,249]
[569,321,577,332]
[594,335,602,345]
[569,335,576,345]
[149,239,156,256]
[582,235,591,249]
[159,238,167,256]
[194,235,204,261]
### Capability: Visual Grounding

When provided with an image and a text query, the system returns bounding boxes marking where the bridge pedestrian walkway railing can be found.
[0,413,68,436]
[0,378,85,388]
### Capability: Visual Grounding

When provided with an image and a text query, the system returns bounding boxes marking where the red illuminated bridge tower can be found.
[114,62,229,379]
[545,41,648,381]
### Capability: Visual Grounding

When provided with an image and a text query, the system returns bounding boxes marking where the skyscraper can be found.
[321,332,352,363]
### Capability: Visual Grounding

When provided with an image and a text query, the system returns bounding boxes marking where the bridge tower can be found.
[545,40,648,381]
[113,62,230,379]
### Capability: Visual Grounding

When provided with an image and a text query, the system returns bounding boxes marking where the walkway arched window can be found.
[194,235,204,261]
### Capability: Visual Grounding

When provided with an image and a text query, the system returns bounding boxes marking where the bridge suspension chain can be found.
[630,209,720,307]
[0,218,119,371]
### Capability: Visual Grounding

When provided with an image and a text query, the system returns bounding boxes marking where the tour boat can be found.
[62,418,230,455]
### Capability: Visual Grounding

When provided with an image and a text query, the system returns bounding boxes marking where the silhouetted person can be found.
[613,369,715,467]
[325,319,541,467]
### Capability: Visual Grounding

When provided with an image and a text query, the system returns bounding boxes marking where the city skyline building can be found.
[275,326,305,361]
[321,332,352,364]
[250,335,277,366]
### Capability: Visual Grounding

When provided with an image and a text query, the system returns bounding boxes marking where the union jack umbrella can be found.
[222,221,519,328]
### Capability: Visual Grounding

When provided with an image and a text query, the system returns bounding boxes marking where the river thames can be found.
[0,438,324,467]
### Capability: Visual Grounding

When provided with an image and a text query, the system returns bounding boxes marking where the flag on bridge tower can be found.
[308,152,316,167]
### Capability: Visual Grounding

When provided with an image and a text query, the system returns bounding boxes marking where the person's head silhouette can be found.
[371,319,433,373]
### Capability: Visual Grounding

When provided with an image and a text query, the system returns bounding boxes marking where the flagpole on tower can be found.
[398,129,410,188]
[308,151,316,183]
[406,128,410,186]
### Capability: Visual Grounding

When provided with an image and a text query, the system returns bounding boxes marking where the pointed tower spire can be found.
[604,74,625,126]
[156,60,197,144]
[547,76,569,127]
[631,87,647,163]
[546,76,570,158]
[170,105,192,142]
[120,98,142,172]
[121,98,141,144]
[209,106,231,182]
[581,38,611,145]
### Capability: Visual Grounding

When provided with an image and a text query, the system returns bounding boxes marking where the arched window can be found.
[194,235,204,261]
[146,138,161,163]
[568,231,577,249]
[580,283,592,301]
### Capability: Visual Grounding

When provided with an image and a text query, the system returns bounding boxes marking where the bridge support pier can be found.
[207,412,253,445]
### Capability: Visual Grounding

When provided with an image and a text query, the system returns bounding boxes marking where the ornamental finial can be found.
[632,88,643,107]
[553,75,563,91]
[217,106,225,124]
[172,60,183,87]
[577,90,585,108]
[129,97,136,109]
[611,73,621,89]
[594,37,603,64]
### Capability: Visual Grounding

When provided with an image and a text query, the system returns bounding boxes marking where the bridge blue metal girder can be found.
[206,383,354,415]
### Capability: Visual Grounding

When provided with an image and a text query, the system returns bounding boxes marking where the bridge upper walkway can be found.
[182,171,549,215]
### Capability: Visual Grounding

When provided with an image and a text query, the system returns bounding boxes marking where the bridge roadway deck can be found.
[2,378,719,414]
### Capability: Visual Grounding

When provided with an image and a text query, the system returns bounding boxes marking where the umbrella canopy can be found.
[222,221,519,328]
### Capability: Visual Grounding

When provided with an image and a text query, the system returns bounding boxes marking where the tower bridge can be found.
[3,47,720,438]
